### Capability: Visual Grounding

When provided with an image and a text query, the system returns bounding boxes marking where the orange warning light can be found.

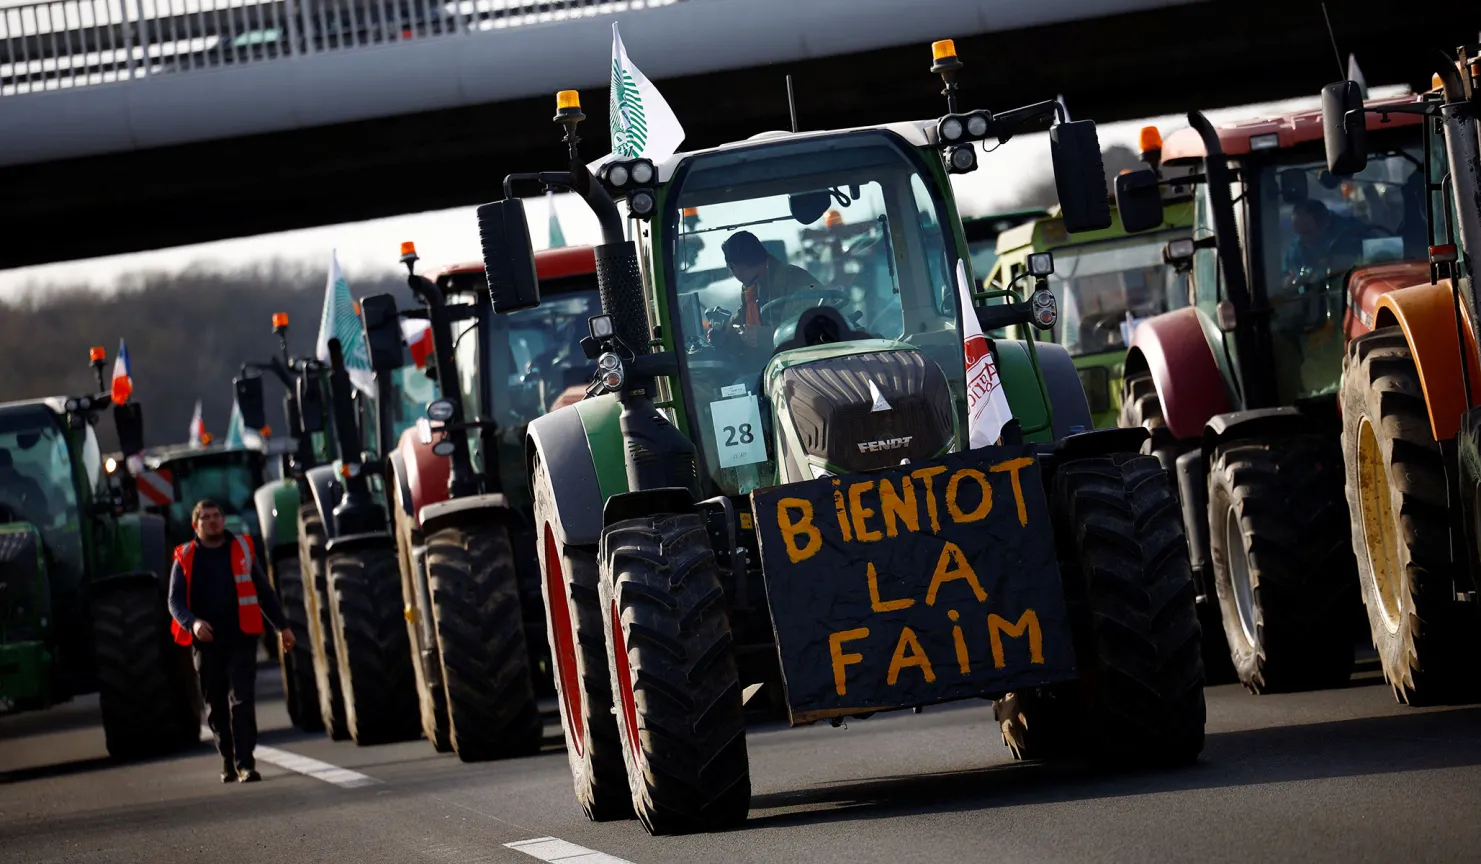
[89,346,106,363]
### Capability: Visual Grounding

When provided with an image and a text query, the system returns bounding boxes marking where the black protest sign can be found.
[751,446,1076,725]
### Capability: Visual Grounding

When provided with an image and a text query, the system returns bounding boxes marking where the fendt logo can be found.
[857,436,913,454]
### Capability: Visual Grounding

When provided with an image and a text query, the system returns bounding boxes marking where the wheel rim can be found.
[543,525,584,754]
[1224,505,1259,648]
[609,599,641,762]
[1356,416,1404,635]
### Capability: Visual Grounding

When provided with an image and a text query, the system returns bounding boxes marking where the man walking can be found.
[167,499,295,783]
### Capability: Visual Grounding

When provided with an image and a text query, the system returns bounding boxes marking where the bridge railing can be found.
[1,0,675,95]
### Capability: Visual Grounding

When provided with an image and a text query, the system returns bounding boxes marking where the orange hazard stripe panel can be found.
[137,469,175,506]
[1375,281,1481,442]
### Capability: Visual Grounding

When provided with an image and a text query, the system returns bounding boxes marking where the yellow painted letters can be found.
[988,610,1044,669]
[829,628,870,695]
[925,540,987,606]
[886,626,936,685]
[777,498,822,563]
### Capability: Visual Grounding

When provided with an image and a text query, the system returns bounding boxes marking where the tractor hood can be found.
[763,340,957,481]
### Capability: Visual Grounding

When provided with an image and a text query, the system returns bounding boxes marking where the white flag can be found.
[957,259,1014,449]
[588,22,685,173]
[316,250,376,397]
[188,399,206,448]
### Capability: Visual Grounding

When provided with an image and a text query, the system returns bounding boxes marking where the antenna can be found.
[786,75,799,133]
[1319,3,1346,81]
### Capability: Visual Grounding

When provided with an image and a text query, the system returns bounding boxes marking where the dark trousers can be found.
[194,642,258,771]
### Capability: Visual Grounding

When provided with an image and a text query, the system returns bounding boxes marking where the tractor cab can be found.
[138,443,268,548]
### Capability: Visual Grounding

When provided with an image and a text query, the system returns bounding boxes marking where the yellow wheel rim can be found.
[1356,416,1404,635]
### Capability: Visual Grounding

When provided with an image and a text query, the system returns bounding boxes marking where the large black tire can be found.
[600,513,750,835]
[299,509,349,739]
[998,453,1205,765]
[426,522,543,762]
[533,452,630,821]
[272,552,324,733]
[92,580,201,760]
[394,500,450,752]
[327,545,422,745]
[1120,370,1236,685]
[1341,330,1481,704]
[1208,435,1359,694]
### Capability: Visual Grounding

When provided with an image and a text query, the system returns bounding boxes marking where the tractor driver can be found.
[720,230,825,347]
[1282,199,1370,286]
[0,443,50,526]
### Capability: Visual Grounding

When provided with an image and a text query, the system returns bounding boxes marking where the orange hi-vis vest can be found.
[171,535,262,646]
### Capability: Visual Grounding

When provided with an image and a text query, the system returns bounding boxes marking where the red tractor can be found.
[1118,91,1434,691]
[366,245,601,760]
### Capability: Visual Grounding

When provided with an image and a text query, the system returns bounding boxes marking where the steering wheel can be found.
[758,288,851,323]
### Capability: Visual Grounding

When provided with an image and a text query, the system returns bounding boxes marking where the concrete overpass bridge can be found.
[0,0,1472,268]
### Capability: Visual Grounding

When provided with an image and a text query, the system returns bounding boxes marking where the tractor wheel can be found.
[533,452,631,821]
[327,544,422,745]
[1119,372,1235,685]
[394,501,450,752]
[600,513,750,835]
[272,553,323,733]
[1208,435,1359,693]
[424,522,542,762]
[1341,330,1481,704]
[92,580,200,760]
[999,453,1205,764]
[299,510,349,739]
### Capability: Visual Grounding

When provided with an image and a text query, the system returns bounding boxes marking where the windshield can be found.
[1258,143,1426,304]
[0,409,78,532]
[498,285,603,424]
[166,452,260,533]
[666,131,964,495]
[1051,237,1190,356]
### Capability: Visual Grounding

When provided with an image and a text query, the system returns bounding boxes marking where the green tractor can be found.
[478,40,1206,834]
[236,319,430,745]
[984,151,1194,428]
[962,207,1051,280]
[0,347,200,759]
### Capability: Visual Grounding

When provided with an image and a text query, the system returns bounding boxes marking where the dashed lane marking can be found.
[504,837,635,864]
[200,725,380,788]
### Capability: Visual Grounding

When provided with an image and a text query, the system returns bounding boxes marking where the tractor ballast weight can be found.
[489,45,1204,836]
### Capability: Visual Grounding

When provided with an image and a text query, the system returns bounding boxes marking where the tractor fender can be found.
[526,407,606,548]
[323,531,394,557]
[419,493,512,538]
[1372,280,1481,442]
[388,448,413,519]
[304,465,342,542]
[1344,261,1431,340]
[1033,341,1095,440]
[252,480,300,559]
[1125,307,1230,441]
[1200,407,1315,458]
[1054,427,1151,461]
[395,425,450,528]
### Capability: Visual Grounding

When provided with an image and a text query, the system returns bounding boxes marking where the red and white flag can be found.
[111,338,133,405]
[957,260,1014,449]
[188,399,207,448]
[401,318,434,369]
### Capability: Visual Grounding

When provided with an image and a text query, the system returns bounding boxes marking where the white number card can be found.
[709,395,767,468]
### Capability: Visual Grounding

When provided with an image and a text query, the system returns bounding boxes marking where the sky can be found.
[0,85,1410,299]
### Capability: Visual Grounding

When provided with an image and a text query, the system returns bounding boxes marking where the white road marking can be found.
[200,725,380,788]
[504,837,635,864]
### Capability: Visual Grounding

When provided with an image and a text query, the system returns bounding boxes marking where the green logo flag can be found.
[226,401,245,448]
[316,250,375,396]
[588,22,685,172]
[547,190,567,249]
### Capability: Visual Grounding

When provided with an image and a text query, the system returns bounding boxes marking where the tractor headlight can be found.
[607,163,630,188]
[1030,287,1058,330]
[630,159,655,185]
[431,439,456,457]
[65,398,78,411]
[966,111,990,138]
[948,145,977,173]
[939,116,964,142]
[426,399,455,422]
[629,190,656,218]
[597,351,625,390]
[78,396,92,410]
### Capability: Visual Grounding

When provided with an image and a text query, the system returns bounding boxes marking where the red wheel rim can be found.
[544,525,584,753]
[610,599,641,761]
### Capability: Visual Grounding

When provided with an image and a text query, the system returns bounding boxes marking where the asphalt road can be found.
[3,658,1479,864]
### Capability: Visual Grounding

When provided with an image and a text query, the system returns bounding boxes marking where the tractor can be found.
[357,244,600,761]
[1116,90,1433,690]
[0,347,200,759]
[962,207,1052,280]
[1327,43,1481,704]
[236,324,429,746]
[985,127,1194,428]
[477,39,1205,835]
[234,312,337,734]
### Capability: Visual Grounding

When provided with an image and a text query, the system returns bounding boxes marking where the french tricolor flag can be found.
[401,319,434,369]
[111,338,133,405]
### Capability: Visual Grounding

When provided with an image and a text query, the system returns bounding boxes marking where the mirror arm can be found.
[990,99,1063,146]
[503,169,626,247]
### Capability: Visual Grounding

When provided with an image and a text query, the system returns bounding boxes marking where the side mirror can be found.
[1050,120,1113,234]
[477,199,541,314]
[234,375,267,431]
[359,293,405,373]
[1322,80,1368,176]
[297,375,325,434]
[1279,168,1309,204]
[113,402,145,456]
[1114,169,1165,234]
